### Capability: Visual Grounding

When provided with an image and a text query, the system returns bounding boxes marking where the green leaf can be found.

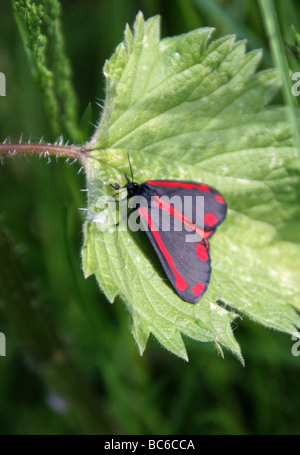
[82,12,300,361]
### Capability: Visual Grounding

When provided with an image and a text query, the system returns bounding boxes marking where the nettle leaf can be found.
[82,12,300,361]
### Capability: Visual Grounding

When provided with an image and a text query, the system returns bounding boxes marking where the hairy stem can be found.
[0,142,89,163]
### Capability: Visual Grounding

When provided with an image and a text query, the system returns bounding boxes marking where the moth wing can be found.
[138,205,211,303]
[146,180,227,231]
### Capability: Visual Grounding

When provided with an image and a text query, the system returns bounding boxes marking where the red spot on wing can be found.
[192,283,205,297]
[138,207,188,292]
[147,181,211,192]
[204,213,218,226]
[215,194,225,204]
[196,242,209,261]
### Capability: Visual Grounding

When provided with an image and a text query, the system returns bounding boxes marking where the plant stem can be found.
[0,142,88,163]
[258,0,300,159]
[12,0,79,141]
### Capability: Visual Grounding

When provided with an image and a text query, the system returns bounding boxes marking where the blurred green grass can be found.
[0,0,300,435]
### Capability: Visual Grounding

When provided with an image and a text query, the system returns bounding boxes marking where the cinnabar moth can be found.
[112,171,227,303]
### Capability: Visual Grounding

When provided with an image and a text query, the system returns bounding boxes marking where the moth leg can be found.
[110,183,121,190]
[114,207,135,227]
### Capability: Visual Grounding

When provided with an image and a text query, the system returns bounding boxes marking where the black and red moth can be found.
[114,176,227,303]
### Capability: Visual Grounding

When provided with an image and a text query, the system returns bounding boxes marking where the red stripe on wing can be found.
[152,195,212,242]
[147,181,211,193]
[138,206,188,292]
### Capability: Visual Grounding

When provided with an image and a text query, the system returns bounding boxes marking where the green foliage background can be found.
[0,0,300,435]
